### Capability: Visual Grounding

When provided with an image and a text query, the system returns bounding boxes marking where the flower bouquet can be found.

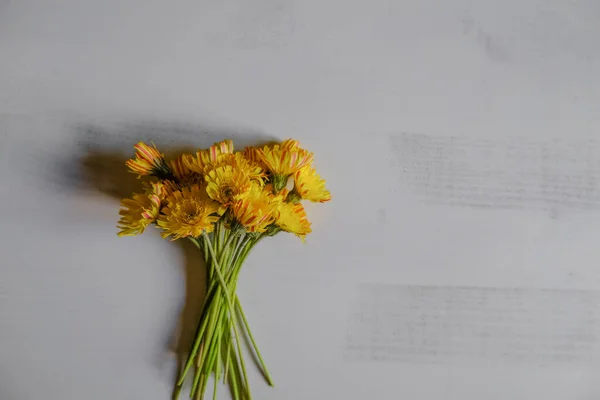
[116,139,330,399]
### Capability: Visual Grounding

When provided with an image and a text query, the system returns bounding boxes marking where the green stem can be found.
[202,232,252,400]
[215,221,221,254]
[202,234,211,280]
[176,237,218,387]
[176,300,211,386]
[234,238,271,380]
[225,337,242,400]
[235,297,274,386]
[202,235,209,265]
[171,383,182,400]
[232,235,250,263]
[190,230,232,399]
[190,365,203,398]
[201,232,238,312]
[175,231,268,400]
[197,373,208,400]
[197,293,222,372]
[203,232,243,378]
[218,230,239,273]
[222,321,232,384]
[222,235,255,384]
[213,326,221,400]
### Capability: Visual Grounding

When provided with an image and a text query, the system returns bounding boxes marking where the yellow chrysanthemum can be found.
[257,140,314,192]
[257,140,313,176]
[168,154,195,180]
[281,139,300,149]
[158,185,221,240]
[125,141,170,177]
[183,140,234,174]
[187,152,265,184]
[141,180,178,203]
[167,154,203,187]
[243,146,266,167]
[231,183,277,233]
[231,152,266,183]
[275,201,312,242]
[117,191,161,236]
[292,166,331,203]
[205,165,252,205]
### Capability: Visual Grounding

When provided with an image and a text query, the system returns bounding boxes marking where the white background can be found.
[1,1,600,399]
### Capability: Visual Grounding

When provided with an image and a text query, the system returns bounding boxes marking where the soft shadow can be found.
[70,120,277,387]
[80,149,208,371]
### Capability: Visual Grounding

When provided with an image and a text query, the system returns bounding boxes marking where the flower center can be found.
[179,201,202,223]
[223,185,235,199]
[185,211,198,220]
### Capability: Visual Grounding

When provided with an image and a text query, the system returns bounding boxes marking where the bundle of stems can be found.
[173,220,274,400]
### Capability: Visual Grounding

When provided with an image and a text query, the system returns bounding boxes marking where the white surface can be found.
[2,1,600,399]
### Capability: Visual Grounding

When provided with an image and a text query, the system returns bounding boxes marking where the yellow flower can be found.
[142,180,177,202]
[231,183,277,233]
[231,152,266,183]
[205,165,252,205]
[211,139,234,157]
[257,139,314,192]
[275,201,312,242]
[117,191,161,236]
[243,146,266,168]
[187,151,265,186]
[183,140,234,174]
[281,139,300,149]
[168,155,203,188]
[125,141,170,177]
[158,185,221,240]
[292,166,331,203]
[168,154,194,180]
[257,140,313,176]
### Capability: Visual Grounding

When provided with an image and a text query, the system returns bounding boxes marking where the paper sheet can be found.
[2,1,600,399]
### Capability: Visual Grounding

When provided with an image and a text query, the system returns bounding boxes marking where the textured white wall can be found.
[2,1,600,399]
